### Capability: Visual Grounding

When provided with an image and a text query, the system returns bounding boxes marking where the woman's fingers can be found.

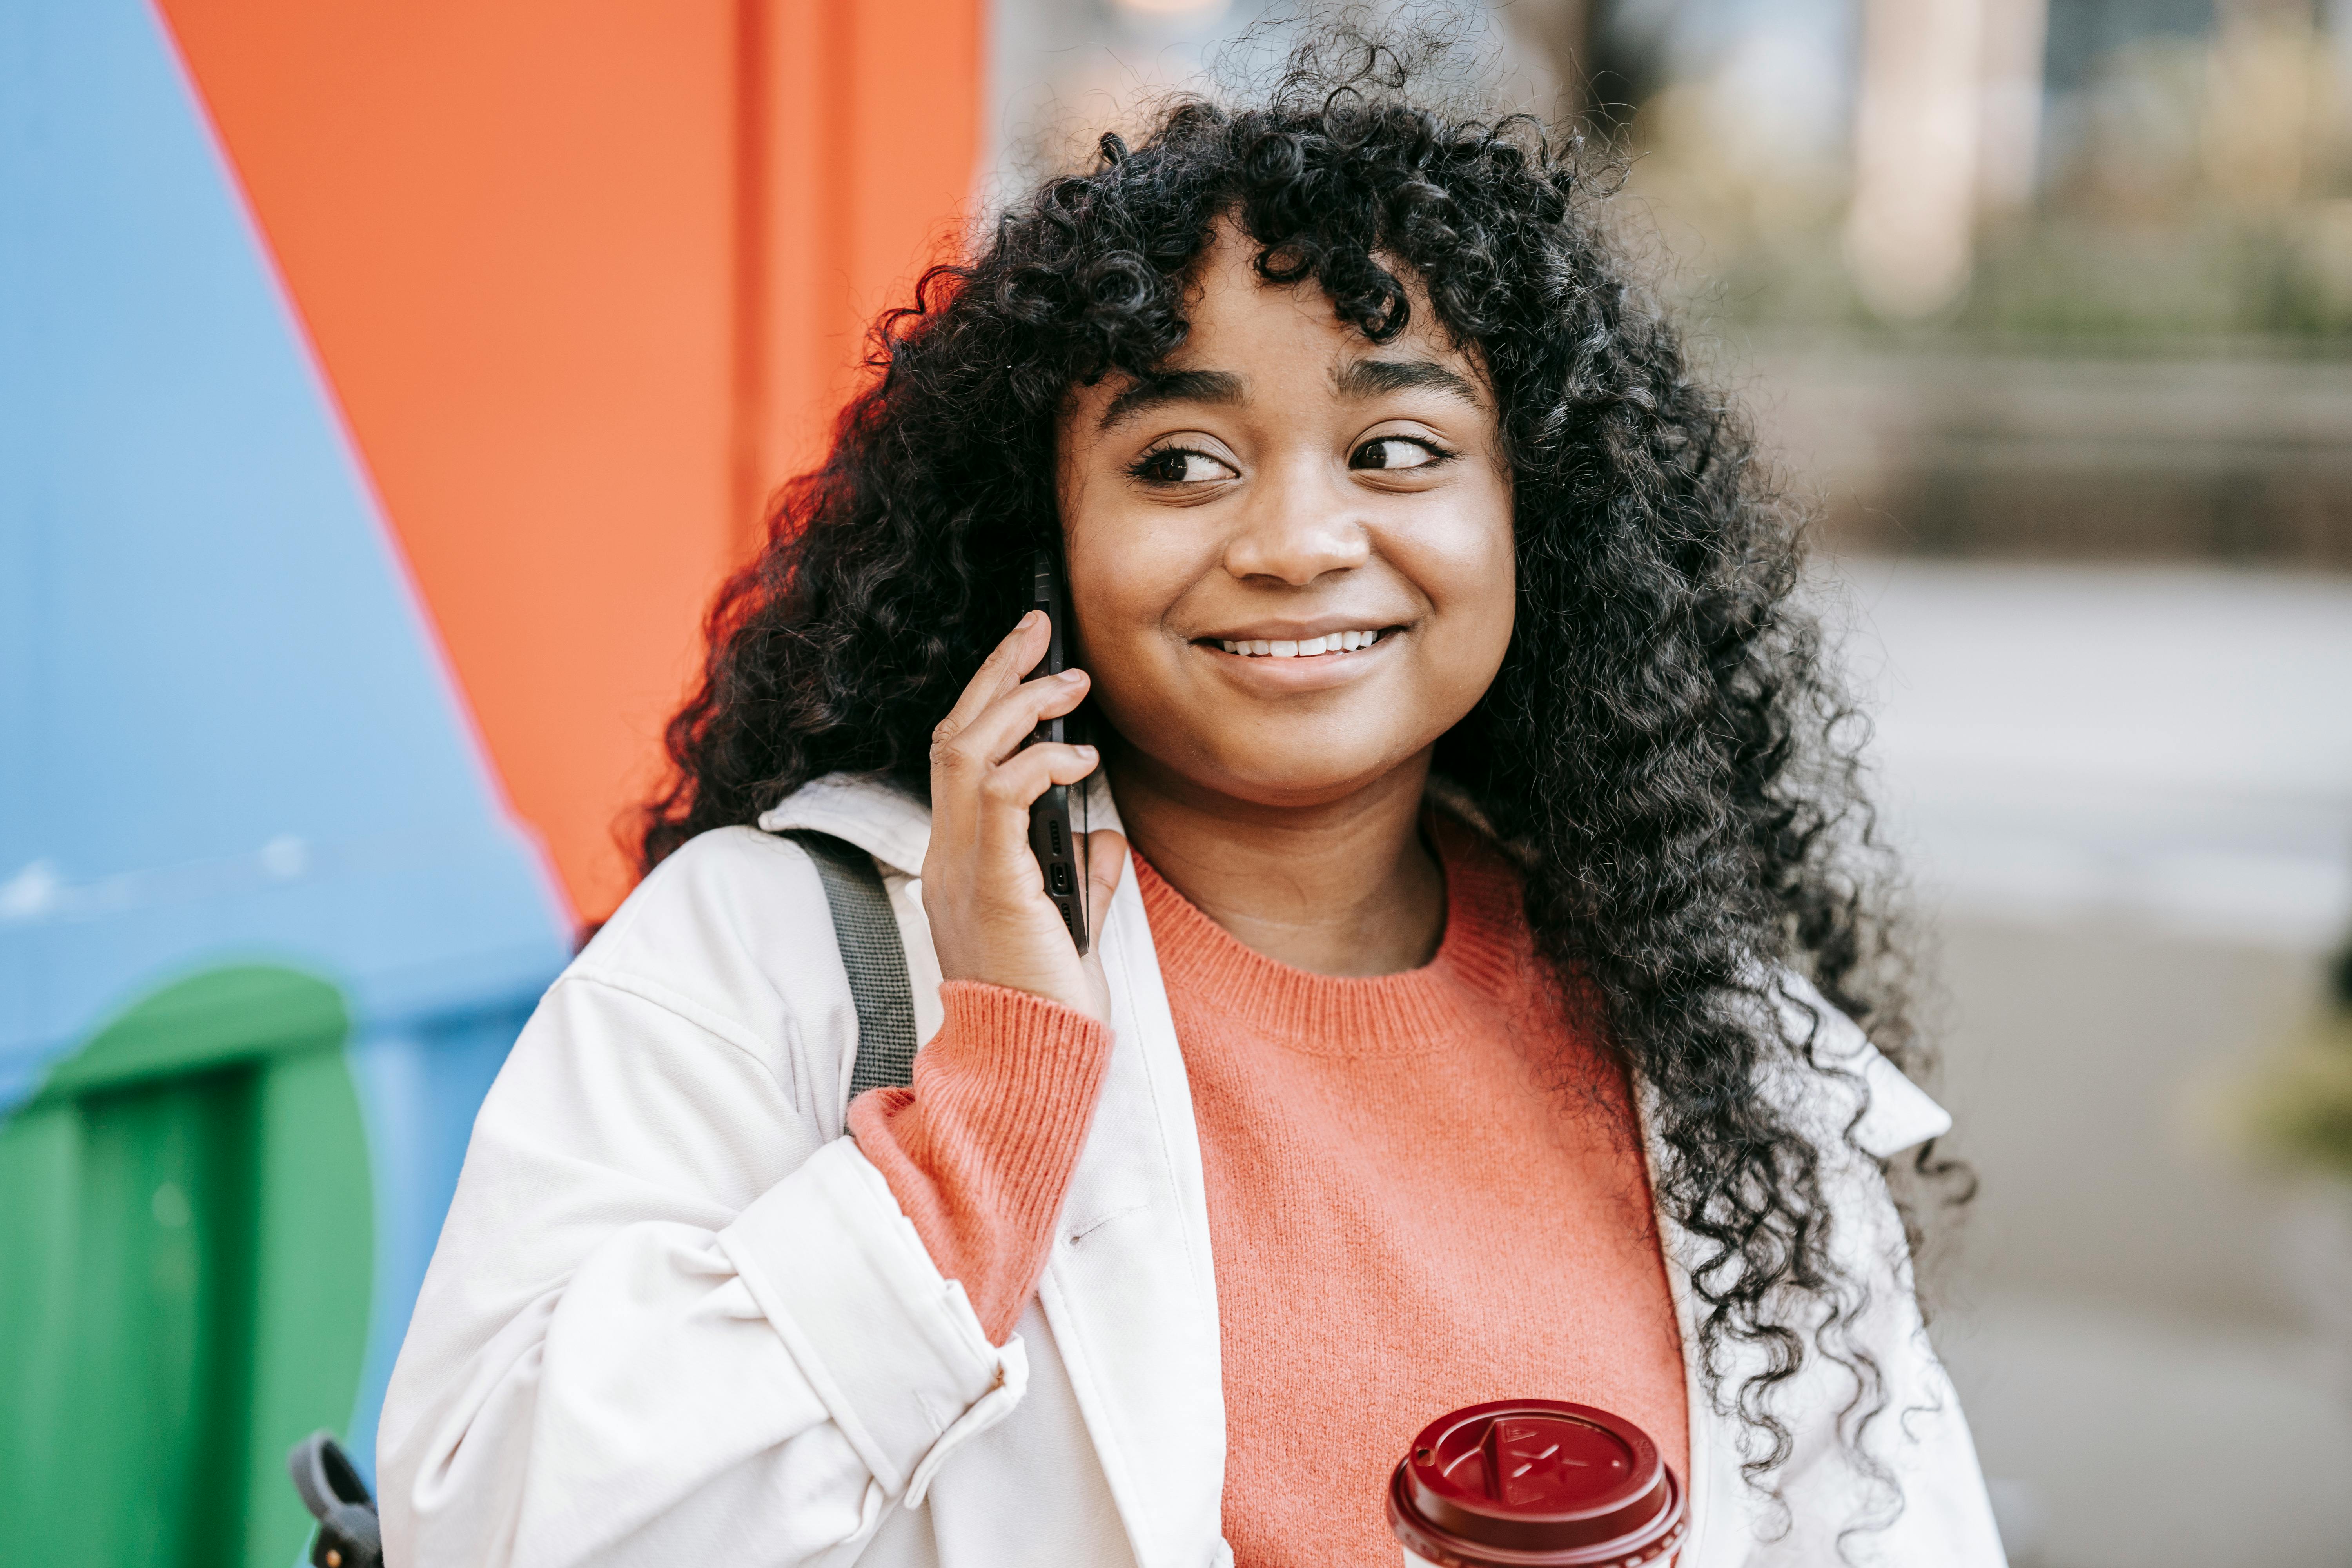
[1083,828,1128,942]
[975,744,1101,841]
[920,614,1113,1018]
[932,611,1048,750]
[945,668,1091,777]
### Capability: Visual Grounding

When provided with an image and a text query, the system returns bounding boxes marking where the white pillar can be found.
[1846,0,1999,318]
[1977,0,2051,215]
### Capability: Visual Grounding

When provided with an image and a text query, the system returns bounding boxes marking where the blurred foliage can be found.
[2239,943,2352,1180]
[1616,12,2352,347]
[1962,216,2352,344]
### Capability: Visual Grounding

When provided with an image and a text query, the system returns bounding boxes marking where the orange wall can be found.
[157,0,984,921]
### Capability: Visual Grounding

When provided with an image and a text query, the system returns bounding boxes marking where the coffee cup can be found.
[1388,1399,1686,1568]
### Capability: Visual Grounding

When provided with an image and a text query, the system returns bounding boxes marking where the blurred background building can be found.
[6,2,2351,1566]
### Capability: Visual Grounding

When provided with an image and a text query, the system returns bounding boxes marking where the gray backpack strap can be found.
[778,830,918,1096]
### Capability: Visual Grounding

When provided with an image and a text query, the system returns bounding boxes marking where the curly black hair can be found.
[643,27,1964,1524]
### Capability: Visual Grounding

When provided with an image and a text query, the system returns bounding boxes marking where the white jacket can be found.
[381,772,2007,1567]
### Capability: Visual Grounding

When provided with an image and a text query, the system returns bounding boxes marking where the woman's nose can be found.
[1221,460,1372,586]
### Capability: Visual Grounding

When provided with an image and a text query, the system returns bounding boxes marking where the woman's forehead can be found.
[1078,352,1488,438]
[1064,252,1479,420]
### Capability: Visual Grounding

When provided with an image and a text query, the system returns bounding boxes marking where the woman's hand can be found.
[924,612,1128,1021]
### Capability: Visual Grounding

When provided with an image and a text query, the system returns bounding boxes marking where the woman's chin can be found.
[1158,741,1433,814]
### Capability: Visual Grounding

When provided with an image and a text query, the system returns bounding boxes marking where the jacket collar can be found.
[757,771,1129,879]
[756,772,935,877]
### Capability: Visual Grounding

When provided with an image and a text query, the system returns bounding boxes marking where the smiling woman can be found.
[376,27,2002,1568]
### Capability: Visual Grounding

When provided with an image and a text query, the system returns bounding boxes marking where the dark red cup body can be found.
[1388,1400,1686,1568]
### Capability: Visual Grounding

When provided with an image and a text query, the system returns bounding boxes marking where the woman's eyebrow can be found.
[1097,368,1245,432]
[1333,357,1481,405]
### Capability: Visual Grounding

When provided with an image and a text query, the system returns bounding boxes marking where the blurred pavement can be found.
[1827,558,2352,1567]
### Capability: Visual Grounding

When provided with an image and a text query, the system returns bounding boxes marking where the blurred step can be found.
[1936,1289,2352,1568]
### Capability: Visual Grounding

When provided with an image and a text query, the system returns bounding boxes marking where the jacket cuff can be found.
[718,1137,1024,1499]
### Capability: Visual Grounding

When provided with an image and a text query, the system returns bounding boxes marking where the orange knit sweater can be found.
[849,819,1689,1566]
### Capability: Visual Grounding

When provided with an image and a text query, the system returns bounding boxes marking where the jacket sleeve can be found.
[848,980,1114,1346]
[376,962,1024,1568]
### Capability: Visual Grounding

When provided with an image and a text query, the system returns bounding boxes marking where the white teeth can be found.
[1218,630,1383,656]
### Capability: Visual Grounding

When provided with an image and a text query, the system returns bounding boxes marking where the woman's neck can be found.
[1106,747,1445,978]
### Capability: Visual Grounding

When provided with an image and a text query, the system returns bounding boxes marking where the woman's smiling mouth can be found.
[1201,628,1396,659]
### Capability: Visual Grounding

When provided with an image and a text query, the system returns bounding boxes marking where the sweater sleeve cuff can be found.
[848,981,1114,1343]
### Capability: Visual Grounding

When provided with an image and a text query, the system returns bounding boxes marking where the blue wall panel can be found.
[0,0,574,1482]
[0,0,568,1091]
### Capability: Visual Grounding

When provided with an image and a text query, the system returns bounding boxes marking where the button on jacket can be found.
[378,772,2007,1568]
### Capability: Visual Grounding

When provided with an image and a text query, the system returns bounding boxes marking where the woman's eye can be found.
[1352,436,1448,472]
[1127,447,1233,486]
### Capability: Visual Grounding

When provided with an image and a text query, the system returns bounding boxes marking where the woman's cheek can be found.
[1392,486,1514,610]
[1064,501,1191,722]
[1404,492,1515,715]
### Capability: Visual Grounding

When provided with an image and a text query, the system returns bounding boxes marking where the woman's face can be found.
[1056,227,1517,810]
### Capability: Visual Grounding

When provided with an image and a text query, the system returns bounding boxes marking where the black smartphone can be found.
[1025,548,1090,956]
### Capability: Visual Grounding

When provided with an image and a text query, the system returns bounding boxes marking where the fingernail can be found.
[1076,745,1098,759]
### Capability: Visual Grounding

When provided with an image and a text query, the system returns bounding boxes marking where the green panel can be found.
[0,967,373,1568]
[55,1070,261,1568]
[0,1102,82,1537]
[238,1048,374,1568]
[33,966,350,1104]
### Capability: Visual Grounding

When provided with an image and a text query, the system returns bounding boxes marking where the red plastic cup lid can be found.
[1389,1400,1685,1566]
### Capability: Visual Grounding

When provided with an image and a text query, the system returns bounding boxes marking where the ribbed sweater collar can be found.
[1129,814,1536,1058]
